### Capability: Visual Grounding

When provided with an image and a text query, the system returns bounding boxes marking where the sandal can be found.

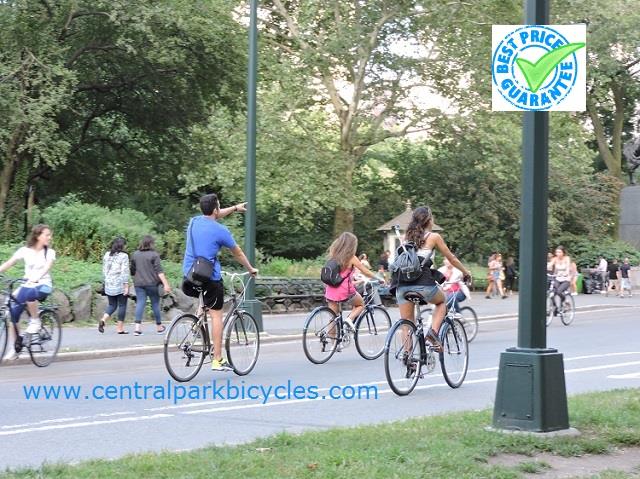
[98,320,105,334]
[425,328,443,353]
[156,325,166,335]
[117,330,129,335]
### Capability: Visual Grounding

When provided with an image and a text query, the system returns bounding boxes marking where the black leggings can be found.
[553,280,570,305]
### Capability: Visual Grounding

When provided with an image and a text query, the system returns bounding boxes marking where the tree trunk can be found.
[332,153,358,236]
[0,158,18,221]
[333,206,354,236]
[586,89,623,178]
[0,126,25,220]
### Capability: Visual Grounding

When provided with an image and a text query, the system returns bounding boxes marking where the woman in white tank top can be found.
[394,206,472,350]
[549,245,572,303]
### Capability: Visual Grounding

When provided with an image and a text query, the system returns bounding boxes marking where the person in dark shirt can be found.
[619,257,632,298]
[606,259,620,296]
[131,236,172,335]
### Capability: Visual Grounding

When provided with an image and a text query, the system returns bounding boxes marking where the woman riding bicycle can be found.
[0,224,56,359]
[438,257,466,313]
[392,206,471,350]
[549,245,571,308]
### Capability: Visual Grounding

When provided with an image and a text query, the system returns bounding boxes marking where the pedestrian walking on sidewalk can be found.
[130,235,172,335]
[98,237,130,334]
[619,258,632,297]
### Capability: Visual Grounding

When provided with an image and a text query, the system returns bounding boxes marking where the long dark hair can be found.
[405,206,433,246]
[27,224,51,248]
[109,237,127,256]
[138,235,155,251]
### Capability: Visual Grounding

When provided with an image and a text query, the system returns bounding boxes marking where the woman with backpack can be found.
[323,232,379,331]
[392,206,471,351]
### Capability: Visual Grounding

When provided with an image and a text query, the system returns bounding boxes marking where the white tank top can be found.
[555,258,571,282]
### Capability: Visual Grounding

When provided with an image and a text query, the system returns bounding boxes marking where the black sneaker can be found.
[14,335,24,353]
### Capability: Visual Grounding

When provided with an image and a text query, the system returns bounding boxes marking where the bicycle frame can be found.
[179,272,253,356]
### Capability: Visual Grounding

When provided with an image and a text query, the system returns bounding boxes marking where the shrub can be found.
[41,196,157,262]
[556,234,640,268]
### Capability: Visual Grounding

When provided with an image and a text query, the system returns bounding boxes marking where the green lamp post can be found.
[243,0,263,330]
[492,0,571,433]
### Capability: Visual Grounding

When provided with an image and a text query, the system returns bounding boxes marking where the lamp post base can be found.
[492,348,569,432]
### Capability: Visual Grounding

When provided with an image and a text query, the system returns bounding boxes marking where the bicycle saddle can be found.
[403,292,427,304]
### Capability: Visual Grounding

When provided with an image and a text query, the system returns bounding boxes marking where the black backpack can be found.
[321,259,345,287]
[390,242,425,283]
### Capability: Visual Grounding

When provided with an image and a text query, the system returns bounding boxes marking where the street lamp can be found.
[492,0,571,433]
[243,0,263,330]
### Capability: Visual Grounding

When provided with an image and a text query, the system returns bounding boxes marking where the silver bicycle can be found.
[163,272,260,381]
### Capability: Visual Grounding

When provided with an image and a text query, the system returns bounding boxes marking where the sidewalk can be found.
[4,291,639,365]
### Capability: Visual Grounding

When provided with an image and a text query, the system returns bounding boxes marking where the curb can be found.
[5,332,304,366]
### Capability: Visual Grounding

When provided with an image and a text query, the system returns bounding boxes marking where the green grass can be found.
[1,389,639,478]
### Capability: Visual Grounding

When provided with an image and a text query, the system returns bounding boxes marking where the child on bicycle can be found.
[0,224,56,359]
[324,232,379,331]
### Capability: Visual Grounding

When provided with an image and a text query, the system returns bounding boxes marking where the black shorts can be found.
[182,278,224,310]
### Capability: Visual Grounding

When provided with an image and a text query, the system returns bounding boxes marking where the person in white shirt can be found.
[0,224,56,358]
[596,256,608,293]
[439,258,466,313]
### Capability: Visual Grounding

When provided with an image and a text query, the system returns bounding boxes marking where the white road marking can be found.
[608,372,640,379]
[0,414,173,437]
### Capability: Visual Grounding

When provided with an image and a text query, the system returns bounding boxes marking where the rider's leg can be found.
[207,308,225,361]
[347,292,364,321]
[430,290,447,334]
[398,302,415,321]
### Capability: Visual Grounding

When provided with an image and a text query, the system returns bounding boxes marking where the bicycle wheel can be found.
[29,310,62,367]
[302,306,339,364]
[384,320,423,396]
[560,294,575,325]
[439,318,468,388]
[164,314,206,382]
[0,308,8,363]
[545,294,555,326]
[458,306,478,342]
[226,311,260,376]
[355,305,391,360]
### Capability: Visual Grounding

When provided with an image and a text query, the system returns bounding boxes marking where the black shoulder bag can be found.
[186,218,215,286]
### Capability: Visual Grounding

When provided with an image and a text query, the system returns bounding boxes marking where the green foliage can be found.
[556,235,640,269]
[258,256,324,278]
[162,229,186,264]
[41,196,156,262]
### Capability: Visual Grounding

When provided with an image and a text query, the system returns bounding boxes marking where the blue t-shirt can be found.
[182,215,237,281]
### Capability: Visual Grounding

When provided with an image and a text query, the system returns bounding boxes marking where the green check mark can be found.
[515,42,585,93]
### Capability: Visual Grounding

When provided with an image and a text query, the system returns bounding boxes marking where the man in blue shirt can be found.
[182,193,258,371]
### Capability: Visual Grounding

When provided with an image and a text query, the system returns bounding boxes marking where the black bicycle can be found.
[302,280,392,363]
[0,277,61,367]
[384,291,469,396]
[163,272,260,382]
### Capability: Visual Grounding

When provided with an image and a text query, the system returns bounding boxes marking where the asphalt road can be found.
[1,303,639,470]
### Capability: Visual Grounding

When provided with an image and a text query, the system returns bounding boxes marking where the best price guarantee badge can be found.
[492,24,586,111]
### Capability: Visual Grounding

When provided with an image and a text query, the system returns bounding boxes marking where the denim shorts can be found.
[396,284,441,305]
